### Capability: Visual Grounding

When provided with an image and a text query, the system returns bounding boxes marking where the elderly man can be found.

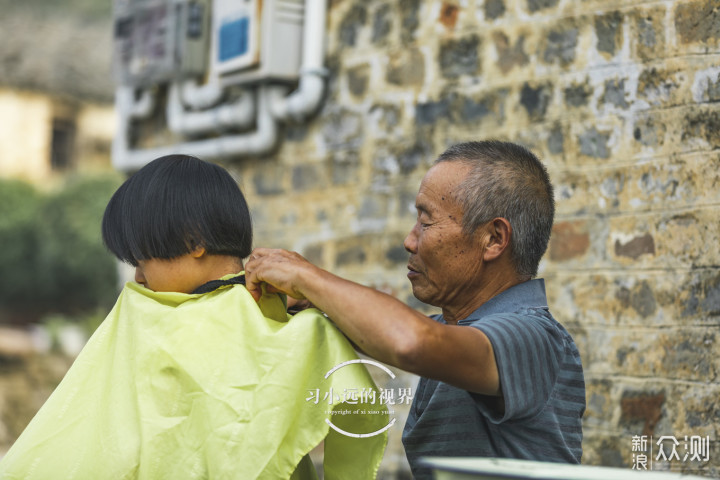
[245,140,585,479]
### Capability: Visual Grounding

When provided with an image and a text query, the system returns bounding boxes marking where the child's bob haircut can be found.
[102,154,252,266]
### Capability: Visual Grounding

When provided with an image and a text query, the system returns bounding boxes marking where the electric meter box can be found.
[113,0,211,87]
[211,0,305,86]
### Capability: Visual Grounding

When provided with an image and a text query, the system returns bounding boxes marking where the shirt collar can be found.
[456,278,549,325]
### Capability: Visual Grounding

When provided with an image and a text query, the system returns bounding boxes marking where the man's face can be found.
[403,162,488,309]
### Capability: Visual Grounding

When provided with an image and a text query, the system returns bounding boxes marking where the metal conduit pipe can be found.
[117,87,156,120]
[112,85,286,172]
[270,0,328,123]
[167,82,255,136]
[181,77,225,110]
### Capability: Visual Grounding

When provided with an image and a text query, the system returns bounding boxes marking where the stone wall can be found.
[229,0,720,477]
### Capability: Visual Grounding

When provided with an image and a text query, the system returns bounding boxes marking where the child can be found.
[0,155,387,480]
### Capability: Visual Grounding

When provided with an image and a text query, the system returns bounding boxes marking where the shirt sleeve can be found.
[469,311,565,423]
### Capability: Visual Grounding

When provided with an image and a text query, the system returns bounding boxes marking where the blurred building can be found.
[0,3,115,184]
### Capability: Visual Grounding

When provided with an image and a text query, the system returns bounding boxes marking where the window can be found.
[50,118,76,171]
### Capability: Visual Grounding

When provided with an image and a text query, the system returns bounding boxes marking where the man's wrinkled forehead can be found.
[415,162,471,211]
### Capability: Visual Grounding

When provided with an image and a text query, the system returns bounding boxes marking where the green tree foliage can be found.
[0,180,42,311]
[0,175,122,323]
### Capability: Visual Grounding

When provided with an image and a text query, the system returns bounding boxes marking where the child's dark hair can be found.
[102,154,252,266]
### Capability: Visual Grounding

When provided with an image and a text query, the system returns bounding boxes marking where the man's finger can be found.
[244,252,265,302]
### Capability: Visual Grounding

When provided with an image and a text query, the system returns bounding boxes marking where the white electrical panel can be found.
[211,0,305,86]
[113,0,211,87]
[113,0,307,88]
[211,0,260,75]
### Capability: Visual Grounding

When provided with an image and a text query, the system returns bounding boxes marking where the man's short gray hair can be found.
[435,140,555,278]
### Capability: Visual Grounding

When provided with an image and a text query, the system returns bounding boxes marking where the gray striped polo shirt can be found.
[402,279,585,479]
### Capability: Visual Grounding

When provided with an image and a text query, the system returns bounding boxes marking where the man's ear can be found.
[190,246,207,259]
[483,218,512,262]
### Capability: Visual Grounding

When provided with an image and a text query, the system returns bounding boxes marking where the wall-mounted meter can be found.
[113,0,211,87]
[211,0,305,86]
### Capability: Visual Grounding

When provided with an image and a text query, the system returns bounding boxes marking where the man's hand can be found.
[244,248,312,302]
[286,298,315,314]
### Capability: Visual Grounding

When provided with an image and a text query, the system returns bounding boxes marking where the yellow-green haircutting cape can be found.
[0,276,388,479]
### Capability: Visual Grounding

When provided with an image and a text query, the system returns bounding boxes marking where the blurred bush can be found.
[0,174,123,324]
[0,180,42,313]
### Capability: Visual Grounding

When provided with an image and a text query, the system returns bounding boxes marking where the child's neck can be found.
[202,255,244,280]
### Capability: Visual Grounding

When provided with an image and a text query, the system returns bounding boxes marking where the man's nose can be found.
[404,223,419,254]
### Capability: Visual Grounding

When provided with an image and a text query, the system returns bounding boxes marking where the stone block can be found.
[542,24,579,67]
[578,126,612,159]
[484,0,506,20]
[386,48,425,87]
[680,106,720,151]
[330,150,361,186]
[614,279,659,320]
[292,164,328,192]
[395,142,431,175]
[358,194,389,221]
[674,1,720,47]
[630,5,667,61]
[636,65,687,109]
[371,3,393,45]
[676,384,720,435]
[614,233,655,260]
[336,244,367,267]
[520,81,553,121]
[560,117,625,165]
[438,34,481,79]
[438,2,460,30]
[584,378,613,428]
[632,113,667,148]
[399,0,421,44]
[549,220,591,262]
[459,88,508,125]
[600,78,631,110]
[415,97,451,126]
[563,79,594,108]
[301,242,325,267]
[546,122,565,155]
[491,31,529,74]
[681,268,720,319]
[692,66,720,104]
[338,4,367,48]
[595,11,623,59]
[526,0,559,14]
[385,244,408,266]
[368,104,403,140]
[396,187,420,220]
[252,164,286,196]
[347,63,370,98]
[620,390,665,436]
[321,108,364,151]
